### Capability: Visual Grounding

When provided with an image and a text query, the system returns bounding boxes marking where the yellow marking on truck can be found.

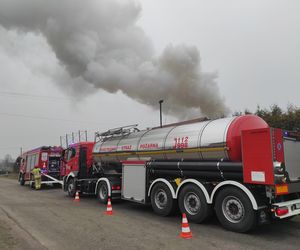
[175,178,182,186]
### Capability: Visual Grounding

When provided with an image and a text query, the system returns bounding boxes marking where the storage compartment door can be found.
[242,128,274,185]
[122,163,146,203]
[283,139,300,182]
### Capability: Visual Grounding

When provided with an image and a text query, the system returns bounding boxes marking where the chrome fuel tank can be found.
[93,117,237,162]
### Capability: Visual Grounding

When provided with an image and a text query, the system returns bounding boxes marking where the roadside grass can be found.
[0,220,17,250]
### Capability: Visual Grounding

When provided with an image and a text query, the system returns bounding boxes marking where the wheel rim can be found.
[222,196,244,223]
[99,184,107,200]
[68,182,74,194]
[184,192,201,215]
[155,189,168,209]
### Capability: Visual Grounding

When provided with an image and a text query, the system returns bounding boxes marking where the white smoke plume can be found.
[0,0,229,118]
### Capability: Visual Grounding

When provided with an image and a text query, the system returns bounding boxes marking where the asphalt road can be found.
[1,177,300,250]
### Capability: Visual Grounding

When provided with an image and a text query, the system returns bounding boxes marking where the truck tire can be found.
[215,187,257,233]
[97,181,109,204]
[150,182,175,216]
[19,173,25,186]
[178,184,212,223]
[67,178,76,197]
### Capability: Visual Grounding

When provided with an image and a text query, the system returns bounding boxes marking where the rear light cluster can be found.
[111,185,121,190]
[275,206,289,217]
[271,206,289,217]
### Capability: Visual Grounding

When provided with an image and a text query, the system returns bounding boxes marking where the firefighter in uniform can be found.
[32,166,41,190]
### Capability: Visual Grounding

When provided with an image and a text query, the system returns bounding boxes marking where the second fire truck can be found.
[18,146,64,188]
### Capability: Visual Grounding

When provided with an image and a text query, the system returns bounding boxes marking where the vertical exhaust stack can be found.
[0,0,229,119]
[159,100,163,128]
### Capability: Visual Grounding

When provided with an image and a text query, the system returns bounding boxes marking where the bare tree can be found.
[0,154,15,172]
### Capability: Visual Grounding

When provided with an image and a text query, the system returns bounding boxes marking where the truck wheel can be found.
[178,184,212,223]
[97,181,109,204]
[19,173,25,186]
[150,182,175,216]
[67,178,76,197]
[215,187,257,233]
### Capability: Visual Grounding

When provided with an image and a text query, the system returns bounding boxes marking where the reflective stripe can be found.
[182,227,191,233]
[210,181,258,210]
[176,179,210,202]
[148,179,176,198]
[95,178,111,197]
[94,147,227,158]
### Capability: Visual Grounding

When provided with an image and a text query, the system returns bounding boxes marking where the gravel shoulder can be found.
[0,207,45,250]
[0,217,18,250]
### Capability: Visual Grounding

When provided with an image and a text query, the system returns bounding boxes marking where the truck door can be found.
[64,147,76,175]
[25,156,30,180]
[78,147,87,178]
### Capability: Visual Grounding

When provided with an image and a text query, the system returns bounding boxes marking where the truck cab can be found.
[62,142,95,194]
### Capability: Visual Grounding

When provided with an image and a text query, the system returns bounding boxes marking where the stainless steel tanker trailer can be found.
[63,115,300,232]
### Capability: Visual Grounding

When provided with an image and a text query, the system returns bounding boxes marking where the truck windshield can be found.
[48,157,61,172]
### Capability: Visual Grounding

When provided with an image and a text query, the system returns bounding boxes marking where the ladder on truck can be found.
[94,124,140,142]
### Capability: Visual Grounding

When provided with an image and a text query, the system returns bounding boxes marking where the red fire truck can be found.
[61,141,94,184]
[18,146,64,187]
[62,115,300,232]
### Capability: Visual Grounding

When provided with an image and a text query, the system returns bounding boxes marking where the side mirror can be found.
[71,148,76,158]
[60,150,66,163]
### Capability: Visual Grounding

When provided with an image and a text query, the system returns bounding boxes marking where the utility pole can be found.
[159,100,164,128]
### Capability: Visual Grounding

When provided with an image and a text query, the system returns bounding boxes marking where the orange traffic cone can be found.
[179,213,193,239]
[74,191,80,202]
[105,198,113,215]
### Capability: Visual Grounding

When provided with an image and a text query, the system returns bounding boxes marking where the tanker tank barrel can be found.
[93,115,268,163]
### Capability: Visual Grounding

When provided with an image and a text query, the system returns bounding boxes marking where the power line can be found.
[0,147,20,150]
[0,112,104,125]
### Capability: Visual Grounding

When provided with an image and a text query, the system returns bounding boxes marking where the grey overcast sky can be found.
[0,0,299,159]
